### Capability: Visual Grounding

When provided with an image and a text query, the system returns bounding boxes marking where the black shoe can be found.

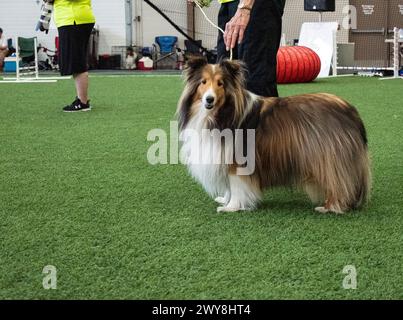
[63,97,91,112]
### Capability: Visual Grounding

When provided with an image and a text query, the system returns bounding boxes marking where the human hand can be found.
[224,9,251,50]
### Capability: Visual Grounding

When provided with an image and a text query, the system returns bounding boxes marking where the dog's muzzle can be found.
[204,95,215,109]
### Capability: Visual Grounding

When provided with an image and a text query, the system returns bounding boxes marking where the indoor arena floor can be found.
[0,73,402,299]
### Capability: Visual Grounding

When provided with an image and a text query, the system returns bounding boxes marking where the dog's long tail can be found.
[352,112,371,209]
[352,150,372,209]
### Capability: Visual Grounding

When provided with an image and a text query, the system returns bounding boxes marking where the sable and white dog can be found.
[177,57,371,214]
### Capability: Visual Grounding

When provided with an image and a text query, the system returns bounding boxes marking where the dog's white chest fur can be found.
[180,108,228,197]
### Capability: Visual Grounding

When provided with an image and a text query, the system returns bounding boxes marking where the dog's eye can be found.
[201,79,207,85]
[217,81,224,87]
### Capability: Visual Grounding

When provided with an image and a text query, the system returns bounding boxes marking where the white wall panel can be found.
[283,0,350,44]
[0,0,126,54]
[139,0,187,48]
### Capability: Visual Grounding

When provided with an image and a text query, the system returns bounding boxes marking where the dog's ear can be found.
[183,56,208,82]
[185,56,208,72]
[219,59,246,79]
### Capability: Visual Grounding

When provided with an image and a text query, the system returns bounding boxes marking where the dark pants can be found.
[239,0,285,97]
[217,0,240,61]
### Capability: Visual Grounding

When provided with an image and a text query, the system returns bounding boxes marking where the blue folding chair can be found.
[153,36,178,69]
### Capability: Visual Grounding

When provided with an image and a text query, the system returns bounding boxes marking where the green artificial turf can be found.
[0,74,402,299]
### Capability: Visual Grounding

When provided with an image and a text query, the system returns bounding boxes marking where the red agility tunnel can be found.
[276,46,321,84]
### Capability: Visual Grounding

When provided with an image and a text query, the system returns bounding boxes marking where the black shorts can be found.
[58,23,94,76]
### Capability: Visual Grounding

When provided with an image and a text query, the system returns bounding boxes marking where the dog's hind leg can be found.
[304,183,324,205]
[315,197,345,214]
[303,182,342,213]
[217,175,262,213]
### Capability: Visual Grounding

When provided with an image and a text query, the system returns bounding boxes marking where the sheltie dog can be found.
[177,57,371,214]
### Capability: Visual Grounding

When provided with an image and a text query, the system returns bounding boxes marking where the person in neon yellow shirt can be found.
[37,0,96,112]
[53,0,95,28]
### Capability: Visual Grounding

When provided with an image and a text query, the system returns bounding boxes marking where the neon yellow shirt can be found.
[54,0,96,28]
[218,0,236,3]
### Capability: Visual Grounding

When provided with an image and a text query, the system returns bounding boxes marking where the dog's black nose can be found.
[206,96,215,104]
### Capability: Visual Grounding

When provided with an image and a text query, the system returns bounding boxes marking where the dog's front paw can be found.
[217,206,242,213]
[215,197,227,205]
[315,206,329,214]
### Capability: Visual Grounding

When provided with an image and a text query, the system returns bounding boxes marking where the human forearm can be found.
[239,0,255,8]
[237,0,255,13]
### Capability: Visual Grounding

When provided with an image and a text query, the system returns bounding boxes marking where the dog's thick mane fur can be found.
[177,57,371,214]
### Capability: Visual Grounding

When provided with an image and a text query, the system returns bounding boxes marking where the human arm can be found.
[0,37,7,50]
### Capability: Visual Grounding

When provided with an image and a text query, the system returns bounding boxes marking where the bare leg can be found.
[73,72,89,104]
[0,49,8,70]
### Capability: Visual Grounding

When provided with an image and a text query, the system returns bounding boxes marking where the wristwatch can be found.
[238,2,253,11]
